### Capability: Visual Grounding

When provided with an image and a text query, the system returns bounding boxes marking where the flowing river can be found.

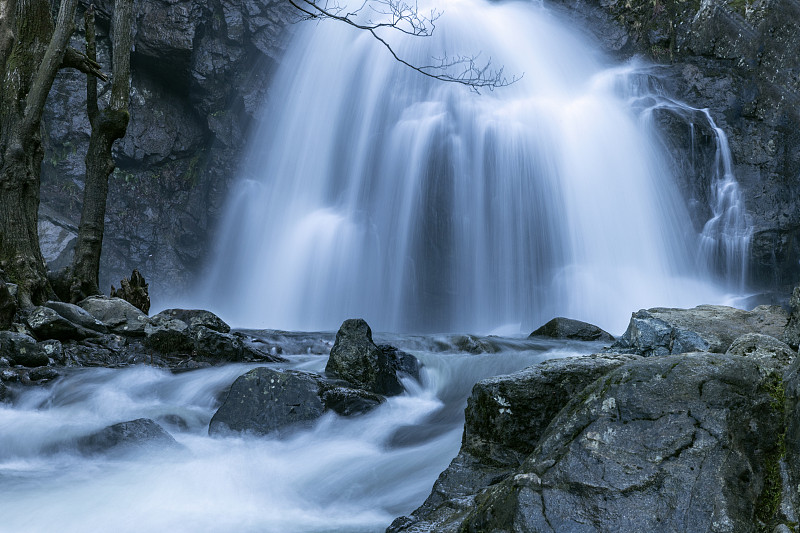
[0,335,598,532]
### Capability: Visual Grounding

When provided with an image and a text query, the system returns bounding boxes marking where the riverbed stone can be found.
[529,317,615,342]
[0,331,51,367]
[77,296,150,336]
[209,367,326,436]
[609,304,789,356]
[154,308,231,333]
[76,418,181,455]
[27,306,102,341]
[44,301,108,333]
[326,319,409,396]
[209,366,387,436]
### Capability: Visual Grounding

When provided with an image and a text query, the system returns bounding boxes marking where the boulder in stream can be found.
[78,296,150,336]
[76,418,181,455]
[326,318,418,395]
[209,367,386,437]
[529,316,614,342]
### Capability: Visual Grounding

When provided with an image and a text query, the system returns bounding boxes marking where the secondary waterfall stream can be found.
[199,0,748,335]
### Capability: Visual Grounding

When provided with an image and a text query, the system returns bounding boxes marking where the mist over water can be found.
[198,0,749,335]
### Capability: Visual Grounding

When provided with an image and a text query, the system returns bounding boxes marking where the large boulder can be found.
[390,353,638,531]
[209,367,384,436]
[144,309,280,362]
[326,319,417,396]
[77,296,149,336]
[529,317,615,342]
[44,301,107,333]
[0,331,52,367]
[609,304,788,356]
[76,418,181,455]
[394,353,789,532]
[26,306,102,341]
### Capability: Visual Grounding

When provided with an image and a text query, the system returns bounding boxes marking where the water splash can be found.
[199,0,748,334]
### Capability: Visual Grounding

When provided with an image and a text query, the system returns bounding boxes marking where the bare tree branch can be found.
[288,0,520,90]
[62,46,108,81]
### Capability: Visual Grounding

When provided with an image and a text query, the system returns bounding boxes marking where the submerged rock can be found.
[529,317,615,342]
[609,304,788,356]
[76,418,181,455]
[326,319,418,396]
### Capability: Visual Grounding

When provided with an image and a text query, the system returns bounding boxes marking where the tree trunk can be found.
[69,0,134,302]
[0,0,78,306]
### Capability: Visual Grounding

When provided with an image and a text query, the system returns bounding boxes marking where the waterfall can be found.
[200,0,748,334]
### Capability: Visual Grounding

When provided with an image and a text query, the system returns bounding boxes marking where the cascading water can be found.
[200,0,748,334]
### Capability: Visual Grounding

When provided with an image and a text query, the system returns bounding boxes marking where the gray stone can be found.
[44,301,108,333]
[153,309,230,333]
[397,353,787,532]
[0,331,52,367]
[26,306,100,341]
[326,319,410,396]
[529,317,615,342]
[393,353,638,532]
[610,304,789,356]
[209,367,326,436]
[78,296,150,336]
[320,386,384,416]
[190,325,244,360]
[144,314,193,354]
[76,418,181,455]
[726,333,797,369]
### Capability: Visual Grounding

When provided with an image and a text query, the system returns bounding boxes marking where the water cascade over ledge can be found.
[201,0,749,334]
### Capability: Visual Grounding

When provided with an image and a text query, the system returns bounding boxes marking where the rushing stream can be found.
[0,335,595,532]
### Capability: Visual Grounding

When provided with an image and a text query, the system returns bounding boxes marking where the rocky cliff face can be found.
[40,0,296,302]
[38,0,800,304]
[553,0,800,291]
